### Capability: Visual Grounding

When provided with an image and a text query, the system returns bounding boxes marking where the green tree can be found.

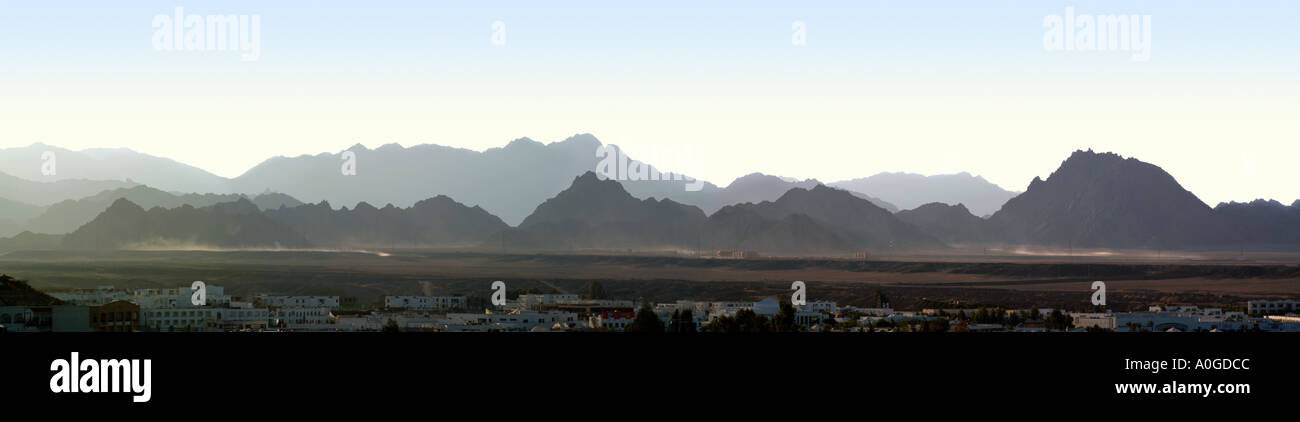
[668,309,697,333]
[773,302,799,332]
[585,281,608,300]
[383,318,400,333]
[735,309,771,332]
[625,302,665,333]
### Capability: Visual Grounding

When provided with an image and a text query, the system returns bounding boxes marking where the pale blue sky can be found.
[1,1,1297,205]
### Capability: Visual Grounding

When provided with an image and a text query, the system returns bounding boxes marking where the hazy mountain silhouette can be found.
[61,198,309,250]
[0,143,228,194]
[896,202,999,245]
[20,186,302,235]
[704,206,854,254]
[0,170,137,207]
[12,137,902,228]
[0,231,62,254]
[831,172,1018,216]
[231,134,615,226]
[0,197,45,237]
[717,185,945,251]
[263,196,508,248]
[508,172,708,250]
[988,150,1230,250]
[624,172,898,214]
[0,197,43,220]
[1214,199,1300,250]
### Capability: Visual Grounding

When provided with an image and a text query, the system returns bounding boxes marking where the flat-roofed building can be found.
[260,295,340,309]
[384,295,467,311]
[90,300,141,332]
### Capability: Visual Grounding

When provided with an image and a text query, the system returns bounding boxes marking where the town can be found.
[3,276,1298,333]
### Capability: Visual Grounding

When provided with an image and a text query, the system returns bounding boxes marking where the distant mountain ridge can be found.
[508,172,709,250]
[0,185,302,237]
[831,172,1019,216]
[0,143,228,194]
[0,169,137,207]
[896,202,998,245]
[1214,199,1300,250]
[5,140,1300,253]
[264,196,509,248]
[718,185,943,252]
[22,186,301,236]
[507,172,937,254]
[61,198,310,250]
[622,172,898,214]
[231,135,610,226]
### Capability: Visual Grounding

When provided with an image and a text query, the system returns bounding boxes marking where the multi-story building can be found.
[1248,299,1298,315]
[514,294,580,309]
[133,285,230,309]
[51,286,130,306]
[141,305,269,332]
[1071,312,1117,330]
[440,310,580,332]
[273,307,335,330]
[384,295,467,311]
[801,301,838,314]
[260,295,340,309]
[90,300,141,332]
[141,308,222,332]
[590,310,636,331]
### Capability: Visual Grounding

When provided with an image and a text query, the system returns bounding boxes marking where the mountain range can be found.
[0,144,227,194]
[0,185,302,238]
[0,169,137,207]
[262,196,508,248]
[622,172,899,214]
[2,138,1297,254]
[1,135,999,227]
[1213,199,1300,250]
[830,172,1020,217]
[60,198,310,250]
[896,203,999,246]
[509,172,936,254]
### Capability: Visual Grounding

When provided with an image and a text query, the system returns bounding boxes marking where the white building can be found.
[261,295,339,309]
[440,310,580,332]
[141,306,268,332]
[708,301,754,313]
[801,301,838,314]
[1248,299,1299,315]
[50,286,130,306]
[514,294,580,309]
[273,307,335,330]
[589,311,636,331]
[384,295,467,310]
[1071,312,1117,330]
[133,286,230,309]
